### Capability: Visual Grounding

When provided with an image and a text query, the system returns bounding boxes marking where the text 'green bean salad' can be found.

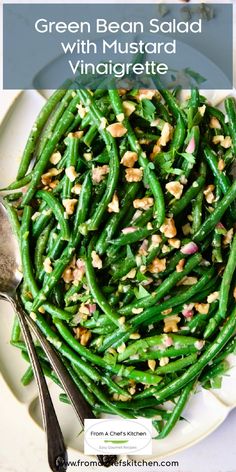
[3,85,236,439]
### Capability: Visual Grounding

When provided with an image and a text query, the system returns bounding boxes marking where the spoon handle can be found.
[11,294,67,472]
[20,303,117,467]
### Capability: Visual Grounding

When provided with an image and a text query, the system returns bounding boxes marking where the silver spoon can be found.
[0,200,116,469]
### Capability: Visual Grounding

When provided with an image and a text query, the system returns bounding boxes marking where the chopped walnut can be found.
[159,357,169,367]
[125,168,143,182]
[122,100,136,117]
[68,130,84,139]
[168,238,181,248]
[107,122,127,138]
[129,332,141,340]
[204,184,215,204]
[198,105,206,117]
[72,183,82,195]
[209,117,221,129]
[41,168,62,186]
[212,135,232,149]
[135,89,157,101]
[179,276,198,286]
[76,103,87,118]
[207,291,219,303]
[150,141,162,159]
[91,251,102,269]
[160,217,177,238]
[164,315,181,333]
[218,159,225,171]
[176,258,185,272]
[50,151,61,165]
[116,113,125,122]
[159,122,174,147]
[148,257,166,273]
[74,326,91,346]
[132,308,144,314]
[62,198,77,215]
[133,197,154,210]
[165,181,183,200]
[122,268,136,280]
[92,165,109,184]
[65,165,78,182]
[182,223,191,236]
[150,122,174,159]
[43,257,53,274]
[108,192,119,213]
[150,234,162,248]
[121,151,138,167]
[117,342,126,353]
[162,308,172,315]
[148,359,156,371]
[162,244,170,254]
[195,303,210,314]
[138,239,149,256]
[223,228,234,245]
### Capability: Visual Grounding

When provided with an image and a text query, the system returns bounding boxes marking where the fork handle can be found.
[11,294,67,472]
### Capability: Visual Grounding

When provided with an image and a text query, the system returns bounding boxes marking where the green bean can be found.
[21,366,34,386]
[193,178,236,243]
[3,201,21,241]
[95,182,140,255]
[224,97,236,154]
[119,253,202,315]
[11,315,21,343]
[22,108,76,205]
[77,89,120,231]
[117,334,199,362]
[136,304,236,402]
[62,135,79,199]
[84,243,127,328]
[35,190,70,241]
[156,380,195,439]
[17,87,69,180]
[108,88,165,227]
[171,162,206,216]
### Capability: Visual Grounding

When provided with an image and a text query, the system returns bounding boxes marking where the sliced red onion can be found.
[162,335,173,347]
[181,242,198,255]
[185,137,195,154]
[88,303,96,313]
[194,340,205,350]
[121,226,137,234]
[216,222,225,229]
[182,303,194,318]
[182,309,193,318]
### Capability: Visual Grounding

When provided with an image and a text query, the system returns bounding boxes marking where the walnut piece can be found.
[164,315,181,333]
[125,168,143,182]
[92,165,109,184]
[91,251,102,269]
[121,151,138,167]
[108,192,119,213]
[107,122,127,137]
[133,197,154,210]
[148,258,166,274]
[160,217,177,238]
[166,181,183,200]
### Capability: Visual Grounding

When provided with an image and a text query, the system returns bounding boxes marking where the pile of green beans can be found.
[3,86,236,440]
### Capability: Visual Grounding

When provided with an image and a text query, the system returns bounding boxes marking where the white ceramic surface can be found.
[1,87,236,462]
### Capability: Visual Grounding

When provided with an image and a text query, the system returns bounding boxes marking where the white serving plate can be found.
[1,87,236,464]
